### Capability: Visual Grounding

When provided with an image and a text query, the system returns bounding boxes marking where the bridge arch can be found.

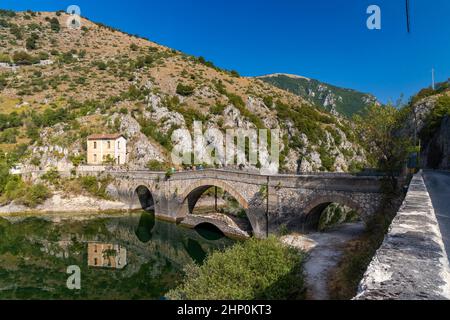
[176,179,255,234]
[177,179,249,217]
[301,194,364,232]
[135,185,155,212]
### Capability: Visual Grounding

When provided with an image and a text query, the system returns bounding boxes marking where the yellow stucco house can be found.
[87,134,127,165]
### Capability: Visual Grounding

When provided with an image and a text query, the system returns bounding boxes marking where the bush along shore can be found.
[167,236,306,300]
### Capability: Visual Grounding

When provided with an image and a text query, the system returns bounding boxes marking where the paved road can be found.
[423,170,450,258]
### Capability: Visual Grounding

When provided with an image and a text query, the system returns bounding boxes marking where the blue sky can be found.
[2,0,450,104]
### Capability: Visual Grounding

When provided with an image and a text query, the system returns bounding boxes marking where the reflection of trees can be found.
[0,214,235,299]
[184,239,207,264]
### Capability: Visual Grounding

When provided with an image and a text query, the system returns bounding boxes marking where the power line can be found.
[406,0,411,33]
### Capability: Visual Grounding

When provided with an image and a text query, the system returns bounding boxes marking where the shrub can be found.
[0,162,10,195]
[0,76,7,91]
[41,167,61,186]
[230,70,240,77]
[146,160,167,171]
[263,96,273,108]
[31,107,71,127]
[319,146,335,171]
[18,184,50,208]
[79,176,111,199]
[0,128,18,143]
[49,17,60,32]
[12,51,38,65]
[0,9,16,18]
[9,24,22,39]
[0,53,10,63]
[0,175,50,208]
[209,103,226,115]
[94,61,107,70]
[167,237,305,300]
[176,83,195,96]
[30,157,41,167]
[139,117,172,150]
[25,34,39,50]
[69,154,86,167]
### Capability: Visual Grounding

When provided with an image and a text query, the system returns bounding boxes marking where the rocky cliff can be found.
[399,84,450,170]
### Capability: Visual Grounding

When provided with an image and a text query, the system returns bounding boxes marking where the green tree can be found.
[25,34,39,50]
[354,104,411,186]
[49,17,60,32]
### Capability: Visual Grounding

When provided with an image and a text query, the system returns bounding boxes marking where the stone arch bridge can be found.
[79,169,386,238]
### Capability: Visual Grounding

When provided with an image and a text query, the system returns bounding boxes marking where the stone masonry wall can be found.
[355,171,450,300]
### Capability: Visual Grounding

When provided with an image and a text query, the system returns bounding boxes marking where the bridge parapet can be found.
[355,171,450,300]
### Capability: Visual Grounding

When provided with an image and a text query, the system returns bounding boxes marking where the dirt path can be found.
[282,222,366,300]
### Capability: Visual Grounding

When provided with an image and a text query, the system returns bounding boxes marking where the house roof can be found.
[87,134,125,141]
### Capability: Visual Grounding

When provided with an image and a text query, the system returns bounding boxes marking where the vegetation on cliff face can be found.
[167,237,305,300]
[0,10,367,174]
[0,148,51,208]
[419,95,450,142]
[0,151,50,207]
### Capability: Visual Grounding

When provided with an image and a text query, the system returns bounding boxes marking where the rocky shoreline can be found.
[0,191,131,215]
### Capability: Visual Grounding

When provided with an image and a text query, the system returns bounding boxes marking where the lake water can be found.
[0,211,235,300]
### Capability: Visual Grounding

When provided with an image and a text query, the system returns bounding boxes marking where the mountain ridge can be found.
[256,73,380,117]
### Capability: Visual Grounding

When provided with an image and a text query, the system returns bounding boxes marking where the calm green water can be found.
[0,212,234,300]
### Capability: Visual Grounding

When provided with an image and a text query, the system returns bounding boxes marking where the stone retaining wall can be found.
[355,171,450,300]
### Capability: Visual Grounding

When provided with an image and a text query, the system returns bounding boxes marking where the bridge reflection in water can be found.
[0,211,235,299]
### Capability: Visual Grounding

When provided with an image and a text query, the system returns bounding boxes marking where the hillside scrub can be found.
[176,83,195,96]
[0,175,50,208]
[0,11,370,173]
[167,236,305,300]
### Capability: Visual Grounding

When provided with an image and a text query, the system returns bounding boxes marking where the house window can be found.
[94,141,97,149]
[94,154,97,162]
[117,141,120,150]
[108,141,111,149]
[94,258,98,266]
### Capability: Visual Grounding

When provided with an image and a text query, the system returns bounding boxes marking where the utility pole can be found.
[432,68,435,90]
